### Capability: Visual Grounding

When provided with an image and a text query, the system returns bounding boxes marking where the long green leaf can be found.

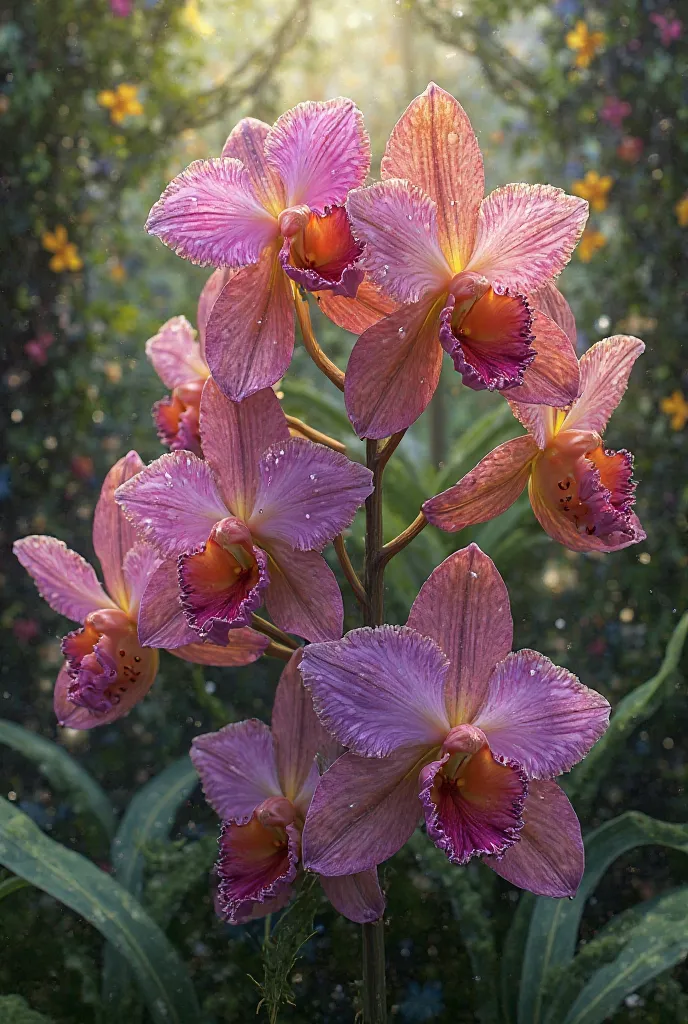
[518,812,688,1024]
[567,612,688,814]
[0,719,116,842]
[0,797,200,1024]
[500,892,534,1024]
[433,404,514,493]
[0,994,54,1022]
[561,887,688,1024]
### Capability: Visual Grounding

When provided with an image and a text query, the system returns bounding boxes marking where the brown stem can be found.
[292,286,345,392]
[333,535,368,610]
[376,430,406,471]
[378,511,428,569]
[264,641,296,663]
[251,614,299,650]
[286,415,347,454]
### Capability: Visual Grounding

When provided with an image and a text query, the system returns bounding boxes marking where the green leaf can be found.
[0,873,30,901]
[518,812,688,1024]
[0,797,200,1024]
[144,835,216,931]
[500,892,534,1024]
[0,719,116,844]
[560,887,688,1024]
[0,995,54,1023]
[567,612,688,815]
[260,874,321,1024]
[433,403,515,493]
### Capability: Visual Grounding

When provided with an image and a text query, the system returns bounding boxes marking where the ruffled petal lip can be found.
[279,206,364,297]
[216,816,300,925]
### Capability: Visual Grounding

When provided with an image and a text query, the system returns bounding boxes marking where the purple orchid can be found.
[300,545,610,898]
[14,453,267,729]
[115,383,373,646]
[145,100,370,402]
[191,652,384,924]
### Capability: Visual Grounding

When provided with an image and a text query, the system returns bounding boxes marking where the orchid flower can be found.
[115,383,373,646]
[192,653,384,924]
[343,82,588,438]
[300,545,610,898]
[423,335,646,553]
[146,270,229,455]
[145,100,372,402]
[13,453,268,729]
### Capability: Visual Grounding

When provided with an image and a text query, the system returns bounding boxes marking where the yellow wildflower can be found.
[572,170,614,212]
[660,391,688,431]
[97,84,143,125]
[675,194,688,228]
[109,261,127,283]
[566,21,605,68]
[180,0,214,37]
[41,225,83,273]
[577,228,606,263]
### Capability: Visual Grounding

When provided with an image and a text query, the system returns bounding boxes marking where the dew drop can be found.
[305,513,310,519]
[309,473,317,481]
[469,570,478,578]
[529,669,536,676]
[398,327,405,335]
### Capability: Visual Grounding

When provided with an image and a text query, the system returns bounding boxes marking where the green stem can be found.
[362,919,387,1024]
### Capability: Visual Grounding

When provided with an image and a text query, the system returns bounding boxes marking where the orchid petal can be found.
[302,746,426,876]
[137,560,196,649]
[466,184,588,292]
[474,649,610,779]
[14,536,114,624]
[381,82,484,271]
[271,651,329,809]
[347,180,452,303]
[93,451,145,611]
[264,98,370,214]
[121,543,161,618]
[204,247,295,401]
[320,870,385,924]
[300,626,450,757]
[484,780,583,897]
[507,403,557,451]
[248,438,373,551]
[530,281,577,345]
[115,451,227,558]
[54,664,101,729]
[54,644,159,731]
[191,719,282,821]
[512,311,580,406]
[145,157,278,267]
[199,379,289,521]
[145,316,207,389]
[172,628,268,666]
[422,435,538,533]
[317,277,398,334]
[345,297,443,439]
[419,748,526,864]
[406,544,512,725]
[563,335,645,435]
[264,543,343,642]
[221,117,285,216]
[217,817,299,924]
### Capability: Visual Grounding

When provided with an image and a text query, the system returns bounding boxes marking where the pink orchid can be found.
[300,545,610,898]
[110,0,133,15]
[423,335,646,553]
[343,82,588,438]
[192,652,384,924]
[14,453,267,729]
[600,96,632,129]
[146,100,371,401]
[650,12,682,46]
[24,331,54,365]
[115,383,373,646]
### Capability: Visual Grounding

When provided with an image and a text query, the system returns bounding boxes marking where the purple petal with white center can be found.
[115,451,227,558]
[406,544,513,725]
[474,649,610,779]
[264,98,370,214]
[93,451,145,612]
[221,117,285,216]
[137,559,196,649]
[300,626,450,757]
[191,718,282,821]
[272,652,330,809]
[14,536,114,624]
[264,543,343,642]
[145,316,207,389]
[562,335,646,435]
[216,817,299,925]
[248,438,373,552]
[483,779,584,897]
[302,746,426,876]
[145,157,279,267]
[121,543,161,619]
[419,747,526,864]
[347,180,452,304]
[320,869,385,924]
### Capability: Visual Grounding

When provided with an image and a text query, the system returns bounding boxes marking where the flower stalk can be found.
[333,535,368,610]
[292,286,346,392]
[251,615,299,651]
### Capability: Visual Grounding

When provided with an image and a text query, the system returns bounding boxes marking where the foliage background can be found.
[1,0,687,1020]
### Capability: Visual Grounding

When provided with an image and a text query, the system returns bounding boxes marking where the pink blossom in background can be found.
[14,453,267,729]
[12,618,40,643]
[600,96,631,129]
[115,382,373,645]
[191,653,384,924]
[650,12,682,46]
[110,0,133,16]
[301,545,610,897]
[24,331,54,365]
[617,136,644,164]
[342,82,587,438]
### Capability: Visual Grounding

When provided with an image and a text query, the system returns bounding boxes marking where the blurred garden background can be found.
[2,1,688,1021]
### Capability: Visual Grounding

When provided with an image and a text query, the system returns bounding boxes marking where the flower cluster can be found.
[16,85,647,926]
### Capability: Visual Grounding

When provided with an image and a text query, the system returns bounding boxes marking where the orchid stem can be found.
[333,534,368,610]
[292,286,346,392]
[377,429,406,471]
[251,614,299,651]
[286,415,347,454]
[264,640,296,663]
[377,511,427,569]
[362,919,387,1024]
